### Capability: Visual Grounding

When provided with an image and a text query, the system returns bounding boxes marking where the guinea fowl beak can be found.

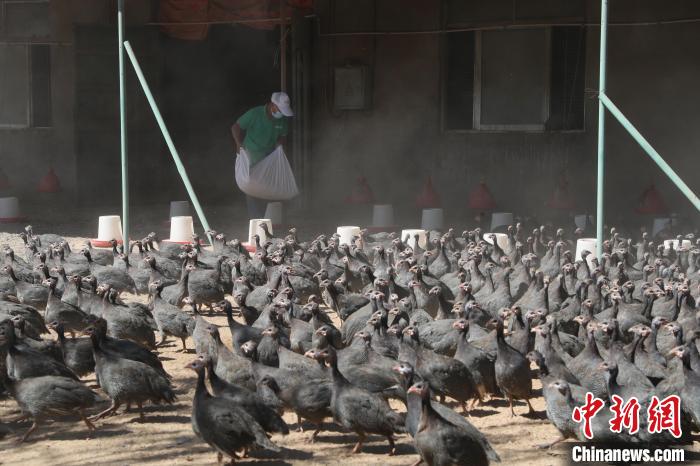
[407,385,422,395]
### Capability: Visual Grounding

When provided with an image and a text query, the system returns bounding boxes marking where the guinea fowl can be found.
[453,318,498,398]
[306,347,405,455]
[43,278,88,337]
[161,263,191,307]
[47,320,95,377]
[0,319,77,380]
[566,322,607,398]
[186,358,280,464]
[86,324,175,421]
[203,357,289,435]
[82,249,136,293]
[187,257,227,313]
[232,290,260,325]
[8,315,60,362]
[0,371,101,442]
[2,265,48,309]
[97,287,156,349]
[216,299,262,354]
[147,281,194,352]
[409,381,500,466]
[207,325,256,391]
[83,316,168,379]
[494,316,534,416]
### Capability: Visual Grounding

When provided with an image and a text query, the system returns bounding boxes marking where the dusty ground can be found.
[0,232,692,466]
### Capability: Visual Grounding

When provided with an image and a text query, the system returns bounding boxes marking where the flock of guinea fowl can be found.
[0,223,698,465]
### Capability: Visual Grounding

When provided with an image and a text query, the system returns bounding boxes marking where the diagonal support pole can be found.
[123,41,213,243]
[599,92,700,212]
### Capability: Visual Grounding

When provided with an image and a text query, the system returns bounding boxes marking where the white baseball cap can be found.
[271,91,294,117]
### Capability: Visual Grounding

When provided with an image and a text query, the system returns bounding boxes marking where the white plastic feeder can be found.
[169,200,190,218]
[652,218,671,237]
[337,226,361,247]
[166,216,195,243]
[0,197,22,223]
[372,204,395,228]
[575,238,597,268]
[421,208,444,231]
[402,229,427,250]
[264,202,284,227]
[490,212,513,231]
[482,232,509,250]
[664,239,691,251]
[249,219,273,245]
[92,215,123,247]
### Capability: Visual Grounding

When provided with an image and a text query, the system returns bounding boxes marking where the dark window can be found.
[548,26,586,131]
[443,26,585,131]
[31,44,51,127]
[444,31,474,130]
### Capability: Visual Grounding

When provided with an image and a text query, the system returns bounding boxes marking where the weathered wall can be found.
[308,0,700,225]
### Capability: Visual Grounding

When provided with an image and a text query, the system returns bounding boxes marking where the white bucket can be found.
[372,204,395,228]
[490,212,513,231]
[169,216,195,243]
[0,197,20,219]
[96,215,123,242]
[664,239,691,251]
[482,232,509,250]
[337,226,361,247]
[402,229,427,250]
[421,208,444,231]
[264,202,284,226]
[249,219,273,244]
[652,218,671,237]
[170,201,190,218]
[575,238,597,268]
[574,214,592,230]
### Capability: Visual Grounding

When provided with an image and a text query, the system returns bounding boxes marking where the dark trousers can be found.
[246,195,267,219]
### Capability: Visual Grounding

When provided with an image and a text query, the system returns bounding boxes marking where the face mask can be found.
[272,110,283,119]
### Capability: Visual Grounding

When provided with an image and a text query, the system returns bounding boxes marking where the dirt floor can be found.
[0,232,693,466]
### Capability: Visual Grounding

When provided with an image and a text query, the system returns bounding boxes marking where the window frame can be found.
[441,26,586,134]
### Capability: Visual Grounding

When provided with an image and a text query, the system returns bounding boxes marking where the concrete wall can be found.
[308,0,700,225]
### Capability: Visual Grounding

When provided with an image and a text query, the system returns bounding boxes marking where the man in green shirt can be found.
[232,91,293,218]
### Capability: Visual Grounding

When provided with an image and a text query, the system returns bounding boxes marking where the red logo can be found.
[573,393,682,439]
[572,392,605,439]
[647,395,682,438]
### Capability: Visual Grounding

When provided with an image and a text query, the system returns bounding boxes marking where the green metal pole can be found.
[599,92,700,211]
[123,41,213,242]
[118,0,129,252]
[596,0,608,258]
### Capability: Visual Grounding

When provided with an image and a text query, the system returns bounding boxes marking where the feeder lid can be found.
[344,176,375,204]
[636,184,668,215]
[416,176,441,209]
[468,182,496,210]
[37,167,61,193]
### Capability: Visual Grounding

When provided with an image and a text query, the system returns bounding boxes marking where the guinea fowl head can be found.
[41,277,58,290]
[185,358,206,373]
[407,381,430,399]
[548,380,571,397]
[354,330,371,344]
[598,361,619,379]
[206,325,222,341]
[47,320,65,335]
[258,375,280,393]
[240,340,258,359]
[392,362,414,378]
[526,350,545,367]
[261,326,279,339]
[452,319,468,331]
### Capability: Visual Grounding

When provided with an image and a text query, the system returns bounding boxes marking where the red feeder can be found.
[636,184,668,215]
[37,167,61,193]
[546,176,575,210]
[344,176,375,204]
[0,168,10,191]
[468,181,496,210]
[416,176,441,208]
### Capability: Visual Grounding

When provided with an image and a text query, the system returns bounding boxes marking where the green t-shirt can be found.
[237,105,288,165]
